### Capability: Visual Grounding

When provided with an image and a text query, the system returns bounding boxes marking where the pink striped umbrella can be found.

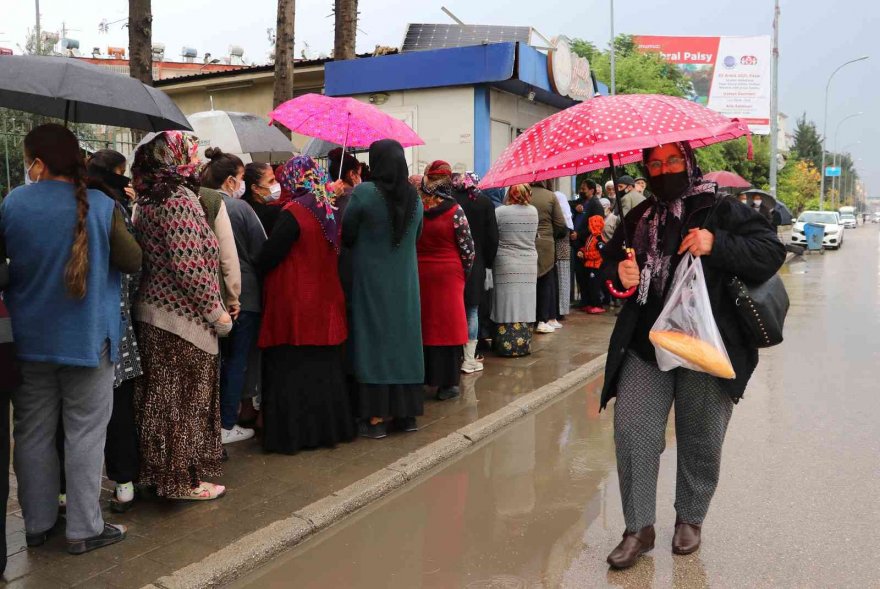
[479,93,750,189]
[703,170,752,189]
[268,93,424,149]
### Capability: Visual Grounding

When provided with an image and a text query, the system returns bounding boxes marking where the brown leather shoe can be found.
[672,519,701,555]
[606,525,655,569]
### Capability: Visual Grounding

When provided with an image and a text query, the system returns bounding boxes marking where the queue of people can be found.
[0,122,636,559]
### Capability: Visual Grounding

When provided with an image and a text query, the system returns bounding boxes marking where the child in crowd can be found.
[578,214,607,314]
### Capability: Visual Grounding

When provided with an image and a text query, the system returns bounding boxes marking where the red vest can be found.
[258,205,347,348]
[417,206,468,346]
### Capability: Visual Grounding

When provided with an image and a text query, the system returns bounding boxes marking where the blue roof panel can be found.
[325,43,517,96]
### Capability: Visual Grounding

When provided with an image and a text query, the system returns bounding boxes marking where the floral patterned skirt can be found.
[134,323,222,497]
[493,322,532,357]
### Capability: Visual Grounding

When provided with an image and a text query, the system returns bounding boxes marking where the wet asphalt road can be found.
[231,226,880,589]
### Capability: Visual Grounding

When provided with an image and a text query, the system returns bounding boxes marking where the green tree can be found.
[572,35,690,97]
[791,113,823,171]
[696,136,771,187]
[777,157,820,215]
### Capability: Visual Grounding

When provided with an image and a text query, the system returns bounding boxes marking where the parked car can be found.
[791,211,845,250]
[872,212,880,224]
[840,214,858,229]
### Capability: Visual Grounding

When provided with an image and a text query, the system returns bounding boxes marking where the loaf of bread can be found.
[649,330,736,379]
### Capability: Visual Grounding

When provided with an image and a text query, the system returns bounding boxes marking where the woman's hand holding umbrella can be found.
[618,257,641,289]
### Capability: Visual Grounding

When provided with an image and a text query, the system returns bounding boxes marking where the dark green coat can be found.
[342,182,424,384]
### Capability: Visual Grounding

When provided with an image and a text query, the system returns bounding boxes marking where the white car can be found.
[840,214,857,229]
[791,211,845,250]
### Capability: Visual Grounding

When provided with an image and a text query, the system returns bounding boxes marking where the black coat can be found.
[455,190,499,307]
[600,192,786,409]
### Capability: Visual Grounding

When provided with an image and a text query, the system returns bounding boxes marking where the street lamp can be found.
[832,112,863,197]
[819,55,869,210]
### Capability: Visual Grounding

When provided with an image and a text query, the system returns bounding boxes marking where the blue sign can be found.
[825,166,842,177]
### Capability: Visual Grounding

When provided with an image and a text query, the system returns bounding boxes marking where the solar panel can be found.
[401,24,532,52]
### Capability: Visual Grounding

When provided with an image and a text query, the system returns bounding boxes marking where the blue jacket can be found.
[0,181,121,367]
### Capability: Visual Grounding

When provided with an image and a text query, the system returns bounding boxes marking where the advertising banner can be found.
[633,35,772,135]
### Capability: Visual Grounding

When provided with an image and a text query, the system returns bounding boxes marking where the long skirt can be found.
[134,323,222,497]
[424,345,463,388]
[493,322,532,357]
[358,384,424,420]
[555,238,571,318]
[262,345,355,454]
[556,259,571,317]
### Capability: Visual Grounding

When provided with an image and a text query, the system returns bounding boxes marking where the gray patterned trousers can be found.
[614,352,734,532]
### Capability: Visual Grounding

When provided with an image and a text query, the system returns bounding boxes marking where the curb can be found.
[146,354,608,589]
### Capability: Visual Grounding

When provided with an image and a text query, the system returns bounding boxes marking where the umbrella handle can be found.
[605,249,638,299]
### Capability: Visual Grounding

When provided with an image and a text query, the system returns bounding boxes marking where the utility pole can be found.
[34,0,42,55]
[768,0,780,196]
[609,0,616,95]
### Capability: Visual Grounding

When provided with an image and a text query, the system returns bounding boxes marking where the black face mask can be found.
[648,171,690,202]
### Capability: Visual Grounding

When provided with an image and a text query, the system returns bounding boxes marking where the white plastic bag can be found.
[649,254,736,379]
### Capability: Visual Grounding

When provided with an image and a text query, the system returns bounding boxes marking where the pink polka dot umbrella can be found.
[478,93,750,190]
[269,94,424,152]
[479,93,750,299]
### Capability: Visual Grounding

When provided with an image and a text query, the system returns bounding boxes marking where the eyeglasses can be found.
[646,156,685,173]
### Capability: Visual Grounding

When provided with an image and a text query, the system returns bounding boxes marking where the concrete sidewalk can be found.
[3,310,616,588]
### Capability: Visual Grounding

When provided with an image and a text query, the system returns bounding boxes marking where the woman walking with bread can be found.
[601,142,785,569]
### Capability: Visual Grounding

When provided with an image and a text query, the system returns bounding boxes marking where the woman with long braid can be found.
[0,124,141,554]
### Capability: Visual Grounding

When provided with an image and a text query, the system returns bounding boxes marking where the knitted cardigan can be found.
[133,189,225,354]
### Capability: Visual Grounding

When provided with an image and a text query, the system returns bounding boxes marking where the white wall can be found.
[351,87,475,176]
[489,89,576,196]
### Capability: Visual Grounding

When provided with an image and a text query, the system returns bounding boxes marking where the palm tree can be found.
[333,0,358,60]
[128,0,153,86]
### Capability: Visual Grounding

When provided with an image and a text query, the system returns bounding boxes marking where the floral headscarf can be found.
[284,155,339,251]
[506,184,532,206]
[131,131,200,204]
[452,171,482,200]
[419,160,454,208]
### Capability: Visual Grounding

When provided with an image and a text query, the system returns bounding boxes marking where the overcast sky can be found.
[3,0,878,191]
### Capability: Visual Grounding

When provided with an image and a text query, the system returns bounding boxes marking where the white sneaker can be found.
[535,322,555,334]
[548,319,563,329]
[222,425,255,445]
[461,360,484,374]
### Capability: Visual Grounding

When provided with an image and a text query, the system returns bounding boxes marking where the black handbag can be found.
[701,195,790,348]
[725,274,789,348]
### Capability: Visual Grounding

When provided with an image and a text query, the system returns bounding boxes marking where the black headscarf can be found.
[369,139,419,248]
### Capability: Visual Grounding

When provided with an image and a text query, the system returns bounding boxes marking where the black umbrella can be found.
[775,201,793,225]
[0,55,191,131]
[742,189,793,225]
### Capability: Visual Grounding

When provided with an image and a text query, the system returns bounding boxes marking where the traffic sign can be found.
[825,166,842,177]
